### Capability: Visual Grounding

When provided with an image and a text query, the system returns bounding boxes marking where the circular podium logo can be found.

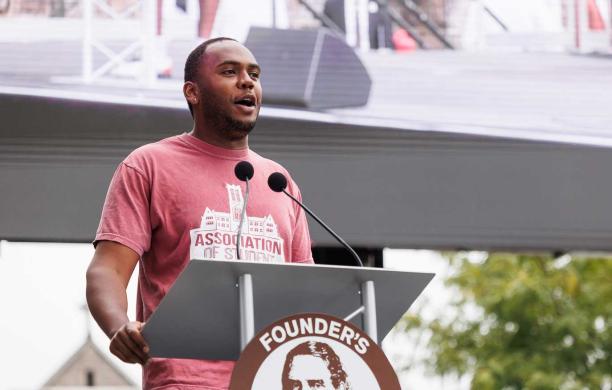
[230,313,400,390]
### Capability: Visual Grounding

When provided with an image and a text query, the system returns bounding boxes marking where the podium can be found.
[142,259,434,361]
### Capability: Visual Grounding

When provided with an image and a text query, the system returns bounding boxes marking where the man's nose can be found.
[238,70,254,89]
[302,381,316,390]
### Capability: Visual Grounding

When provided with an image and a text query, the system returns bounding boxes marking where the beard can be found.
[219,114,256,140]
[200,91,258,141]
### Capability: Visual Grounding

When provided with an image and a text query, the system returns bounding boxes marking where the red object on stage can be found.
[392,29,417,52]
[587,0,605,30]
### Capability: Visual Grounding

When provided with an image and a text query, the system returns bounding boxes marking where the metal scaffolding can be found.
[82,0,156,86]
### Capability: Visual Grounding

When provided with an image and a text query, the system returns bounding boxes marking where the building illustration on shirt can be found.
[190,184,284,262]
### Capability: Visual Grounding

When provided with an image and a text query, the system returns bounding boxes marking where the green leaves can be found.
[400,253,612,389]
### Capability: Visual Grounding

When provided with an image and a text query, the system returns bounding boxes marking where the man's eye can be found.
[308,380,325,389]
[222,69,235,75]
[249,72,260,79]
[289,381,301,390]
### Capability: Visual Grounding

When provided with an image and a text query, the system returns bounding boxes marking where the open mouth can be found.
[235,97,256,107]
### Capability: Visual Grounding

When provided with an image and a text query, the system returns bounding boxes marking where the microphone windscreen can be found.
[235,161,254,181]
[268,172,288,192]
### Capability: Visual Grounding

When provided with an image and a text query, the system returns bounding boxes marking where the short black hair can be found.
[281,341,351,390]
[184,37,238,117]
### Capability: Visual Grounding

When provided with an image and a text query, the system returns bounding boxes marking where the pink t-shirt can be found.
[95,133,313,389]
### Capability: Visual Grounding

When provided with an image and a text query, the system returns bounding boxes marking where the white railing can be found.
[82,0,156,86]
[344,0,370,51]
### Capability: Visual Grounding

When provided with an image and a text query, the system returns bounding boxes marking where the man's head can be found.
[183,37,262,142]
[282,341,350,390]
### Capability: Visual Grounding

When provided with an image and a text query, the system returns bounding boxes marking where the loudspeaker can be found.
[245,27,372,110]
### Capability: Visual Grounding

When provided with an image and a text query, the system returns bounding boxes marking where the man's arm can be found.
[86,240,149,364]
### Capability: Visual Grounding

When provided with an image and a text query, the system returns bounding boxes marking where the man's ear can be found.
[183,81,199,106]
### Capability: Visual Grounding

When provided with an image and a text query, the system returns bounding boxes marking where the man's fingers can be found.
[112,339,139,364]
[116,331,146,364]
[127,324,150,354]
[107,322,150,365]
[110,341,132,363]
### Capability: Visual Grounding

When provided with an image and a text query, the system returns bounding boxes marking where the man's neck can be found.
[189,126,248,150]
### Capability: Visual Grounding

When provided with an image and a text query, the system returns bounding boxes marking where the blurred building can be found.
[40,304,136,389]
[42,335,136,389]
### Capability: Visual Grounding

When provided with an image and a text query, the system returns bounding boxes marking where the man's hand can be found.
[109,321,150,365]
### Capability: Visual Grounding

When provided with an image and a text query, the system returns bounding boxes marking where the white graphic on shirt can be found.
[190,184,285,262]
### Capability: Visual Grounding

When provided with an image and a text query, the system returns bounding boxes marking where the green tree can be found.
[399,253,612,390]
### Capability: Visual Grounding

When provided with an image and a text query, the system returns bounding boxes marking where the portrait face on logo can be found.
[230,314,400,390]
[281,341,349,390]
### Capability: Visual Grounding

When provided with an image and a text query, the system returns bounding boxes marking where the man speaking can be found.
[86,38,313,389]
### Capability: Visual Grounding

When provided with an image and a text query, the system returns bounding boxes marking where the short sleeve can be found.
[289,182,314,264]
[94,162,152,257]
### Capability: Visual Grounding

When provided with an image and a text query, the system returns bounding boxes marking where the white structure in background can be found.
[343,0,371,51]
[211,0,289,42]
[81,0,201,87]
[82,0,157,86]
[447,0,610,53]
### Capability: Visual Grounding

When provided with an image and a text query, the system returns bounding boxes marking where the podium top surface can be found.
[142,259,434,361]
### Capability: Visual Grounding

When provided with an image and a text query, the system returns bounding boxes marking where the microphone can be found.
[234,161,254,260]
[267,172,364,267]
[235,161,254,181]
